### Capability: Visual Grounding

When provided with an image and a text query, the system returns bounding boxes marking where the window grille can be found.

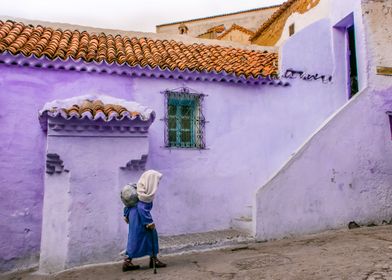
[163,87,206,149]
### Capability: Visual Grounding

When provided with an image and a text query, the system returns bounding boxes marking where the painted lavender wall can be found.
[0,69,135,272]
[277,0,368,93]
[0,66,346,272]
[254,0,392,241]
[0,6,356,270]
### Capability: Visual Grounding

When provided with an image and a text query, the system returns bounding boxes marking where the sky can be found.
[1,0,286,32]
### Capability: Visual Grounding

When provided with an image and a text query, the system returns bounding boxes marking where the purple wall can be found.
[0,29,349,271]
[38,115,152,272]
[255,0,392,241]
[0,67,134,271]
[0,0,374,272]
[255,85,392,240]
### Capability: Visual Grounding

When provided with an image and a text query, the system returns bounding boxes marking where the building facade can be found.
[156,5,279,40]
[1,0,390,275]
[255,0,392,240]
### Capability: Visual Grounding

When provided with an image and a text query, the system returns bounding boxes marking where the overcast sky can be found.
[2,0,286,32]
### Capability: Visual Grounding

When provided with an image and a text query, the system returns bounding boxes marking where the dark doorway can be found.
[348,25,358,98]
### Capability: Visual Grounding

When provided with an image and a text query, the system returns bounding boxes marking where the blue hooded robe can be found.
[124,201,159,258]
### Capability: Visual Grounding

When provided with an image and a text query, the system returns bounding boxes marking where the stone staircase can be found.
[120,206,255,258]
[159,229,254,255]
[230,205,254,235]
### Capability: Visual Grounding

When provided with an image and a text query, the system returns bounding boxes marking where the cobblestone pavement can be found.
[3,225,392,280]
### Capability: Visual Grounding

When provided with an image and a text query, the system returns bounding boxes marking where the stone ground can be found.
[3,225,392,280]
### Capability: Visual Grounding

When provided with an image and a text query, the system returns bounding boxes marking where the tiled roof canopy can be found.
[0,20,278,78]
[56,100,142,121]
[39,95,155,124]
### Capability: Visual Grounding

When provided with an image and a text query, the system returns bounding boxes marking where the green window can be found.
[165,89,205,149]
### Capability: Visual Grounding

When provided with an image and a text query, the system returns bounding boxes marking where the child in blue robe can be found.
[122,170,166,271]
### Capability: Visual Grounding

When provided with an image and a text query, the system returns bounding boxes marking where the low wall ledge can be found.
[38,95,155,136]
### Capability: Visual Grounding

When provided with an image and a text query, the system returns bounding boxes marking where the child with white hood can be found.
[122,170,167,271]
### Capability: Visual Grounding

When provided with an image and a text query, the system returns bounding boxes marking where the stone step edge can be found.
[30,237,256,277]
[159,235,255,255]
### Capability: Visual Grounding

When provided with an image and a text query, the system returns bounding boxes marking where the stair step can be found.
[159,229,254,255]
[231,216,253,235]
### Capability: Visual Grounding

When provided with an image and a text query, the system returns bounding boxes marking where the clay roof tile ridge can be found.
[0,20,278,78]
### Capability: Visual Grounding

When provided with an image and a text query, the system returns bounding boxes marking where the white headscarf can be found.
[136,170,163,203]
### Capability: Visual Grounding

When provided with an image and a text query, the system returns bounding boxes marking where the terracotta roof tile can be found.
[217,24,255,40]
[63,100,139,120]
[250,0,297,41]
[0,20,278,78]
[197,25,226,39]
[207,25,226,33]
[39,95,155,124]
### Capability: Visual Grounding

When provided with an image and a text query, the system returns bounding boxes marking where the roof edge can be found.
[250,0,297,41]
[0,16,277,52]
[156,4,282,28]
[0,52,288,87]
[39,95,156,131]
[217,24,255,40]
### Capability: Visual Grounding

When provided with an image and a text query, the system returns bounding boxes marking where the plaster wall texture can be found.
[0,68,134,272]
[39,168,70,273]
[156,7,278,37]
[280,19,333,74]
[254,0,392,241]
[0,33,348,271]
[363,0,392,91]
[133,75,346,238]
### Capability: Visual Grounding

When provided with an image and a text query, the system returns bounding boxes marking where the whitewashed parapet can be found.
[38,96,155,273]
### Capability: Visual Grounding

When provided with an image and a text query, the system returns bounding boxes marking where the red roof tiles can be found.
[0,20,278,78]
[39,95,155,124]
[64,100,141,120]
[207,25,226,33]
[250,0,298,41]
[217,24,255,40]
[196,25,225,39]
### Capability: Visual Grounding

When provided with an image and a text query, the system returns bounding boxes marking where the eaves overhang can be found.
[0,51,289,87]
